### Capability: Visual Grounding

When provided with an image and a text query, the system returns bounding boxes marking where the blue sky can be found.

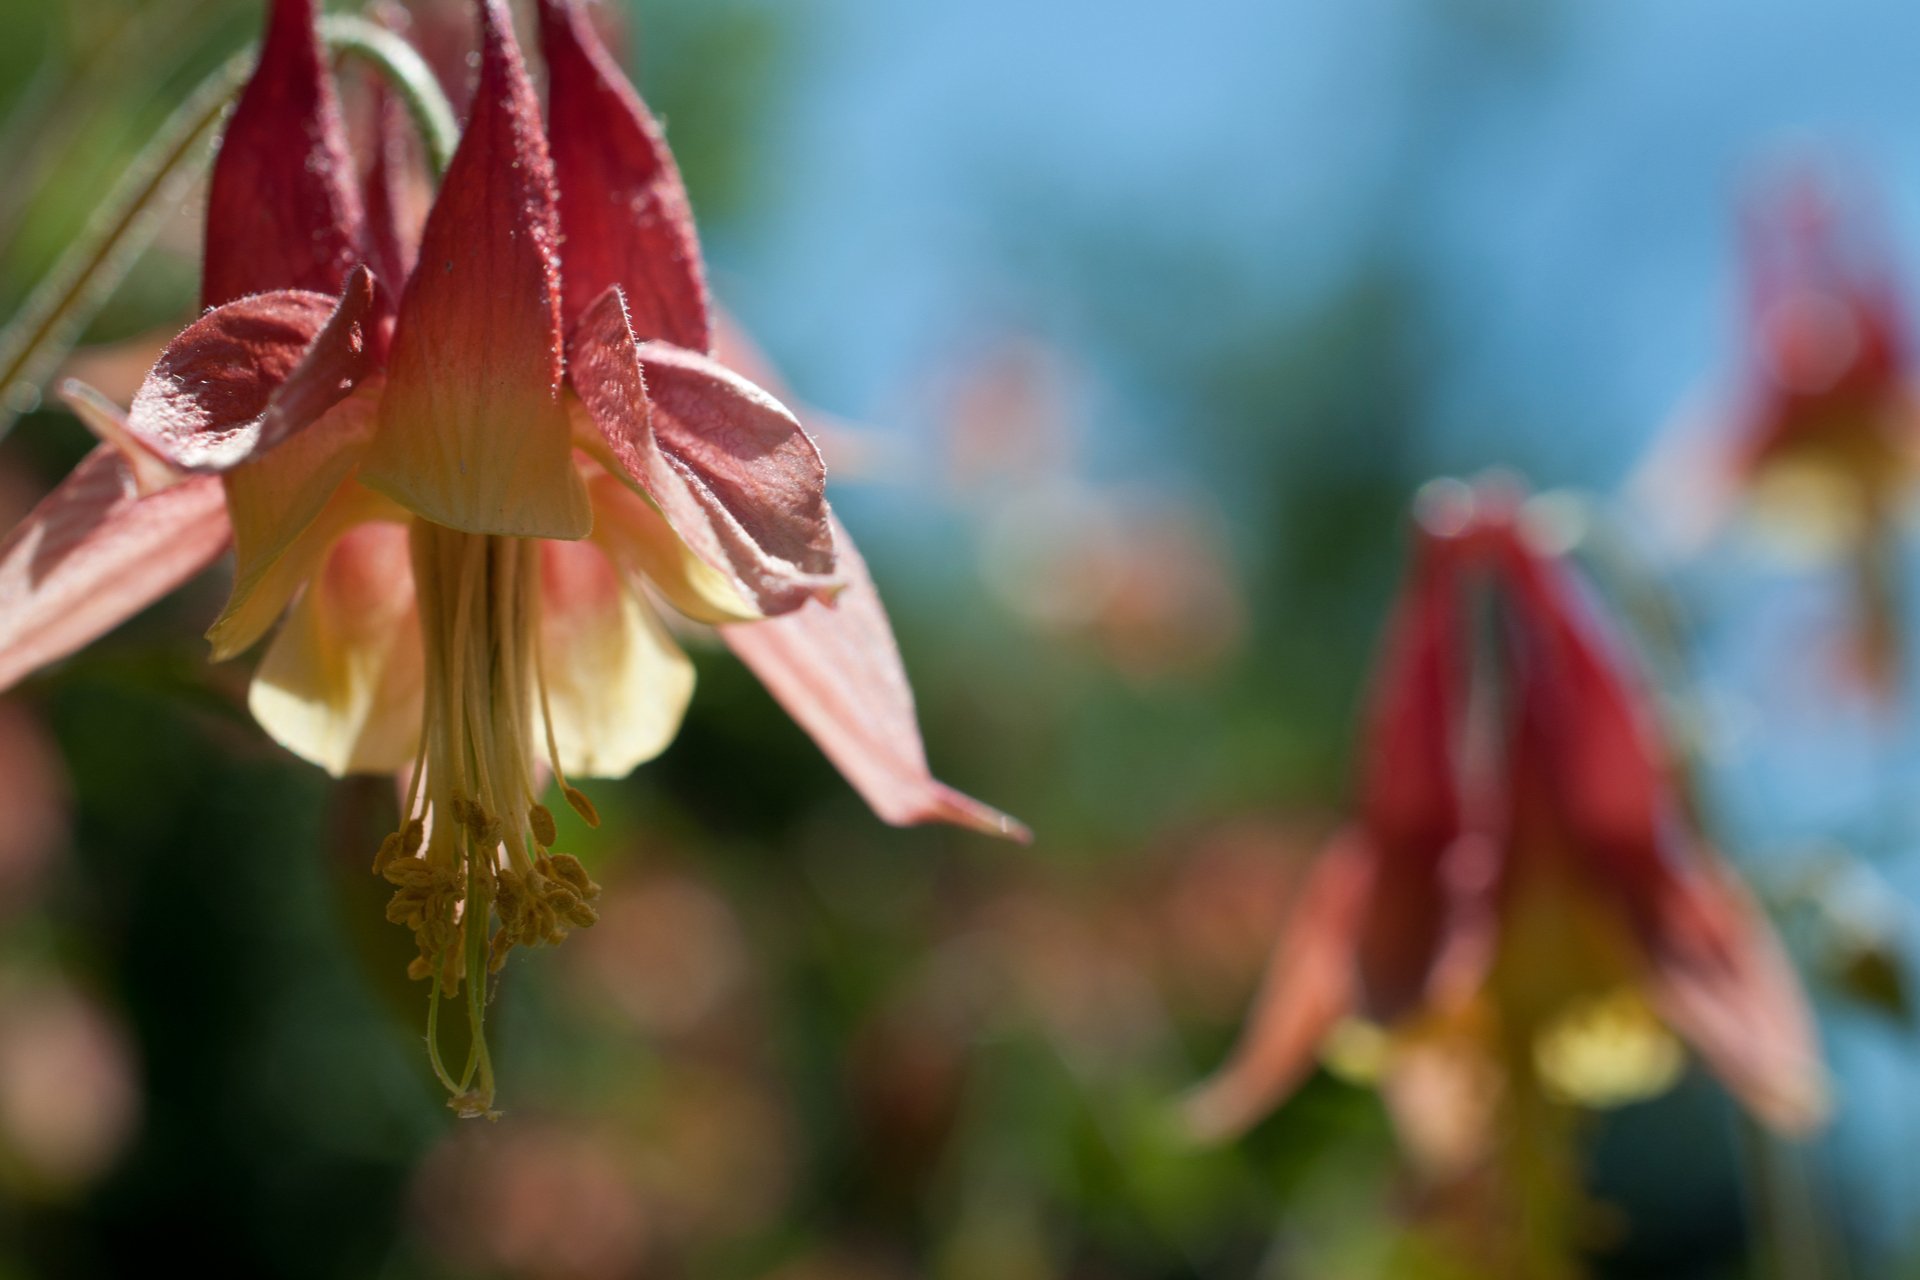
[719,0,1920,487]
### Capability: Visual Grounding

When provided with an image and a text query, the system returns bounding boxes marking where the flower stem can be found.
[424,973,463,1097]
[0,44,251,441]
[319,15,459,179]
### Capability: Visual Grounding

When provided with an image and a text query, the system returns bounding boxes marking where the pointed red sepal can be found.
[202,0,367,308]
[1179,836,1369,1141]
[362,83,425,296]
[127,268,380,473]
[537,0,713,349]
[1491,525,1675,892]
[0,448,230,693]
[569,289,837,613]
[1350,525,1488,1022]
[1642,856,1829,1134]
[361,0,589,539]
[1490,508,1828,1133]
[721,516,1029,841]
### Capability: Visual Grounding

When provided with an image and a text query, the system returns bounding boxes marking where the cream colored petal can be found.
[1531,987,1685,1111]
[586,470,760,624]
[538,537,694,778]
[209,479,405,661]
[248,522,422,776]
[211,385,390,658]
[1379,1006,1502,1183]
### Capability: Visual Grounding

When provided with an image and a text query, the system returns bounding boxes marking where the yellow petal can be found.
[585,470,760,624]
[538,538,694,778]
[209,478,404,661]
[249,522,423,776]
[1532,987,1685,1110]
[209,384,400,660]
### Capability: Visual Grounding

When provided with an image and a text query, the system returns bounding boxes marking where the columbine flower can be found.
[1734,180,1915,524]
[1640,173,1920,696]
[1731,177,1920,692]
[1184,479,1826,1169]
[0,0,1023,1113]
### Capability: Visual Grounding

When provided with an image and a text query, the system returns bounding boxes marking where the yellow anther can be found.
[449,795,504,849]
[544,853,597,896]
[562,786,600,828]
[406,944,462,996]
[396,525,611,1114]
[382,858,442,889]
[529,804,558,848]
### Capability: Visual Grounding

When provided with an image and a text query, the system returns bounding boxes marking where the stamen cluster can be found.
[367,525,605,1114]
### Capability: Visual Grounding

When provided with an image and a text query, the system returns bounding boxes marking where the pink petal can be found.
[568,289,837,614]
[1493,527,1678,892]
[360,0,589,540]
[1641,854,1829,1135]
[127,270,379,472]
[640,341,839,581]
[1352,526,1486,1021]
[0,448,230,693]
[536,0,712,349]
[720,515,1026,840]
[1488,508,1829,1133]
[1180,836,1369,1140]
[361,79,426,310]
[201,0,367,308]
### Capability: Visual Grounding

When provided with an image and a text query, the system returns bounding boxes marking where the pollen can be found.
[562,786,600,828]
[528,803,558,848]
[372,521,605,1116]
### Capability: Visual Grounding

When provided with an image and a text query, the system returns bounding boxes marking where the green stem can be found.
[457,843,491,1095]
[424,973,462,1096]
[0,44,251,440]
[320,15,458,178]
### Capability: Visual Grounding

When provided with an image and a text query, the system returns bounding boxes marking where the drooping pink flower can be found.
[0,0,1023,1113]
[1734,179,1913,493]
[1730,177,1920,693]
[1185,479,1826,1164]
[1639,173,1920,697]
